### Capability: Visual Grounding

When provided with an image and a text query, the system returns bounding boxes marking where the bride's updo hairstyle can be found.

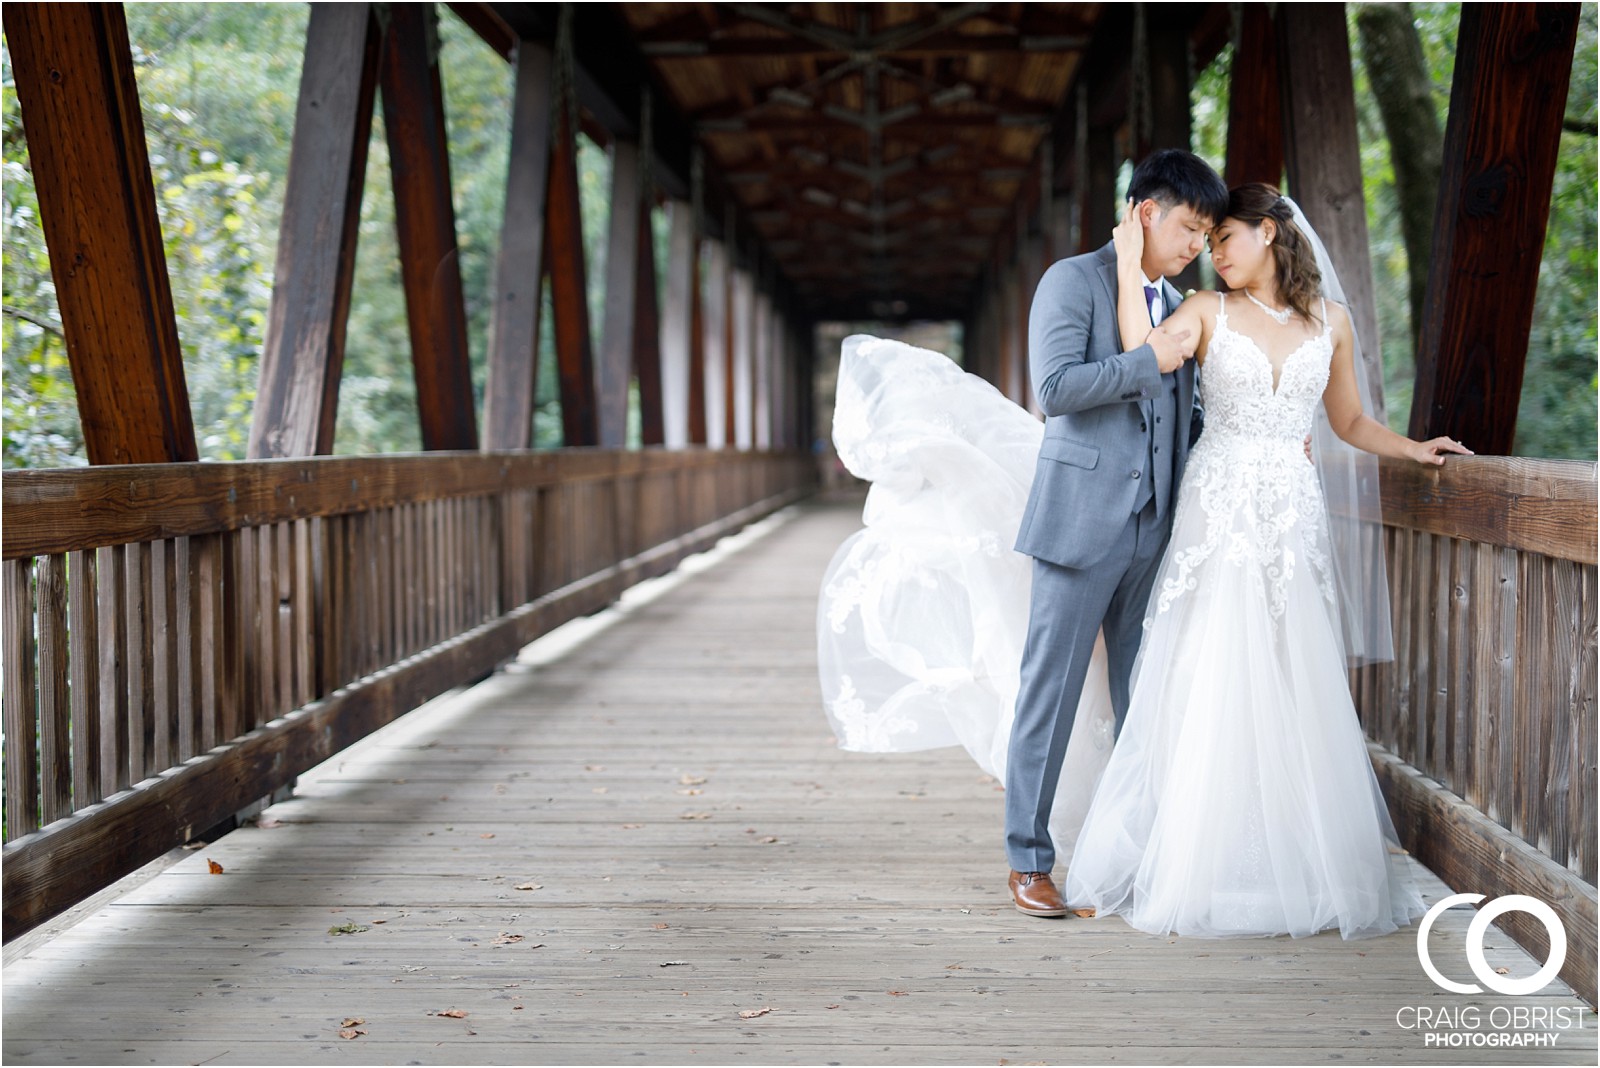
[1224,183,1323,326]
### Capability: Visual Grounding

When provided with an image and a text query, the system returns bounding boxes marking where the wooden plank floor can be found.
[4,499,1594,1065]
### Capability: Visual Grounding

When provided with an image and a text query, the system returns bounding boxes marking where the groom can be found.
[1005,150,1229,917]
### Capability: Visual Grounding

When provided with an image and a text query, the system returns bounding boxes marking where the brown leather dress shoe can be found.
[1008,870,1068,917]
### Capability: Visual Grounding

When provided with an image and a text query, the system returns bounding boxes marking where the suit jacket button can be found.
[1131,470,1141,479]
[1139,422,1148,432]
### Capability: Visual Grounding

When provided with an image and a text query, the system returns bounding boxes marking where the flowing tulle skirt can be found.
[817,334,1424,939]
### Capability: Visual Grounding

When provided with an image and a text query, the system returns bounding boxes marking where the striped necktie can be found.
[1144,284,1161,325]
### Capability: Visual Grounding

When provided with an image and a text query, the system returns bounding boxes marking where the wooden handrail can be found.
[2,447,759,560]
[1377,455,1596,564]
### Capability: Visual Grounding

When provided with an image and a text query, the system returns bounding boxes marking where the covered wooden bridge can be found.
[2,1,1595,1061]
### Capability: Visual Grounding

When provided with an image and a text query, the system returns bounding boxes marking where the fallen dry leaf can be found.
[479,832,496,839]
[652,923,671,930]
[887,990,908,997]
[826,1004,841,1009]
[513,1004,524,1010]
[1495,967,1510,975]
[676,788,704,796]
[621,823,643,829]
[737,1007,773,1019]
[329,922,371,936]
[493,932,525,945]
[584,764,605,772]
[436,1009,469,1019]
[1070,908,1096,918]
[680,812,712,820]
[338,1028,367,1040]
[679,774,708,786]
[759,836,779,844]
[341,1017,366,1028]
[206,858,225,875]
[514,882,543,891]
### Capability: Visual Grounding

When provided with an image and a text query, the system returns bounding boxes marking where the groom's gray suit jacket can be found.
[1014,241,1198,568]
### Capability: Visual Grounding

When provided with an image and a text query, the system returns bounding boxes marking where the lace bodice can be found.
[1153,295,1338,623]
[1199,295,1332,443]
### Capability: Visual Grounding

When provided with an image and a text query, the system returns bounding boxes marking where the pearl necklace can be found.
[1244,288,1293,325]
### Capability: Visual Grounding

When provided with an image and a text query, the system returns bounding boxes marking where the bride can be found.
[818,183,1469,940]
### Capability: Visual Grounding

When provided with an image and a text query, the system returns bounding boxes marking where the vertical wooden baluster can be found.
[322,515,343,696]
[149,539,175,771]
[128,541,153,783]
[35,554,71,826]
[295,519,314,706]
[97,545,129,795]
[68,549,101,809]
[276,522,293,714]
[218,531,243,744]
[193,534,219,752]
[3,558,40,841]
[174,537,195,762]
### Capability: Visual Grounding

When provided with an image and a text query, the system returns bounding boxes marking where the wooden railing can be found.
[1357,455,1597,1005]
[1,448,814,936]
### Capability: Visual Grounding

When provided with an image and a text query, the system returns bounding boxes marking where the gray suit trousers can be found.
[1003,496,1171,874]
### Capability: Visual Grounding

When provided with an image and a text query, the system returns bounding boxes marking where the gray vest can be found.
[1132,369,1180,518]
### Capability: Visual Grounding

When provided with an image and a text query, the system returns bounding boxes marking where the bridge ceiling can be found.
[619,2,1100,319]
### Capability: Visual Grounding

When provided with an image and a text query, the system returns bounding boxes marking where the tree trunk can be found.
[1356,2,1444,358]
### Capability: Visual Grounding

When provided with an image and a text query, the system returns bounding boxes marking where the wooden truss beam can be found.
[1224,3,1284,188]
[7,2,197,465]
[380,2,478,450]
[251,3,382,458]
[1408,3,1580,452]
[482,42,553,450]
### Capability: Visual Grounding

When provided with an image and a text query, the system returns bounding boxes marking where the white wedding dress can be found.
[818,307,1425,940]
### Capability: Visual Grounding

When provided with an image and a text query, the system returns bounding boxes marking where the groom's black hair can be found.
[1127,149,1228,225]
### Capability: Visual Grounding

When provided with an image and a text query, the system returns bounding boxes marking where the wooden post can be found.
[687,238,707,445]
[599,139,642,448]
[753,286,772,449]
[1079,125,1118,255]
[731,266,755,449]
[380,2,478,450]
[633,195,665,447]
[1225,4,1284,189]
[1279,2,1386,422]
[7,2,197,465]
[544,82,599,447]
[660,201,695,447]
[1408,3,1580,453]
[251,3,380,458]
[483,41,554,451]
[701,240,728,447]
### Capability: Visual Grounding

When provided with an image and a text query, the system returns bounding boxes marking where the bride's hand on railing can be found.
[1407,436,1475,466]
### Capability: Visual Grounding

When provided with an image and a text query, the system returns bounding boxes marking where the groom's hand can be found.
[1149,325,1194,374]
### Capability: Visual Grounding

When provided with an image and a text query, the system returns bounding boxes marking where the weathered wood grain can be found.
[2,450,811,559]
[1379,455,1596,564]
[482,41,553,451]
[1224,3,1283,188]
[1374,747,1597,1008]
[2,481,805,938]
[1408,3,1581,452]
[1278,1,1385,420]
[380,1,478,451]
[4,3,197,465]
[249,3,381,458]
[3,560,40,840]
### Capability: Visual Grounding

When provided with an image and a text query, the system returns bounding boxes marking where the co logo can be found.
[1417,893,1567,996]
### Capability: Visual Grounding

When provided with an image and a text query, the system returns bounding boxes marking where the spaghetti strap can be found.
[1216,291,1228,326]
[1320,297,1330,335]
